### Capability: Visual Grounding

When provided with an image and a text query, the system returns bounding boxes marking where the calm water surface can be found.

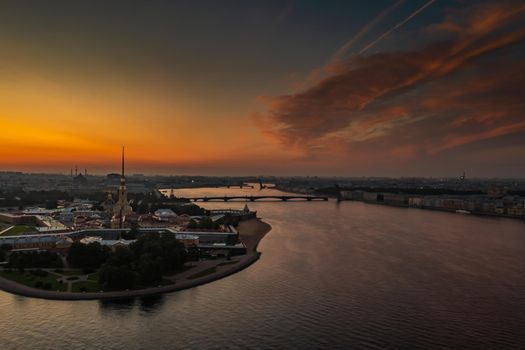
[1,186,525,349]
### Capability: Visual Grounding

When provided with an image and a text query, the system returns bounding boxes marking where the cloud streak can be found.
[254,0,525,169]
[359,0,436,54]
[332,0,404,60]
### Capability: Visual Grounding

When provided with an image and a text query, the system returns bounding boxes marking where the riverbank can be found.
[0,219,271,301]
[340,199,525,221]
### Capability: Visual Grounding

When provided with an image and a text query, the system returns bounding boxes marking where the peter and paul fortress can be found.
[111,147,134,228]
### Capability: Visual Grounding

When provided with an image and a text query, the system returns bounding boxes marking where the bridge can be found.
[185,195,329,202]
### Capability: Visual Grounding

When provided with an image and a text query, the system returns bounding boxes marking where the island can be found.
[0,149,272,300]
[0,216,271,300]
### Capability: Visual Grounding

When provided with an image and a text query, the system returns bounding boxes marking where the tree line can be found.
[67,232,187,291]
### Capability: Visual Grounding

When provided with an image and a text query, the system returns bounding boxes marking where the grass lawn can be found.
[0,225,37,236]
[187,267,217,280]
[87,271,100,281]
[71,280,100,293]
[0,270,67,291]
[70,268,101,293]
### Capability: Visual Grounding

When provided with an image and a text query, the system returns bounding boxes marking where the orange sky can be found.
[1,1,524,177]
[0,60,284,174]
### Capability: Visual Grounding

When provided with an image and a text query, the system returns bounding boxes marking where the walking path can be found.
[0,226,14,236]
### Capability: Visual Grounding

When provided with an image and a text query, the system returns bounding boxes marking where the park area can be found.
[0,268,101,292]
[0,225,37,236]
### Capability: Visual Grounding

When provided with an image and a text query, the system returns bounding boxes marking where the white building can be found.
[154,209,177,221]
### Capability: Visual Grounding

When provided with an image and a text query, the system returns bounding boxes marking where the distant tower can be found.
[70,168,73,177]
[112,146,133,228]
[75,165,78,176]
[84,169,87,176]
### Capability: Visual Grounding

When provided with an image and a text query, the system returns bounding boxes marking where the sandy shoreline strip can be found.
[237,218,272,252]
[0,218,271,301]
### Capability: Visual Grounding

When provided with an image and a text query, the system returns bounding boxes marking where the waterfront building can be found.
[0,213,36,225]
[80,236,134,252]
[380,193,408,206]
[175,233,199,247]
[408,196,423,207]
[363,192,378,202]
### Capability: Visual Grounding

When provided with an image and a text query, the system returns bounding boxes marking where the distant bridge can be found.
[185,195,329,202]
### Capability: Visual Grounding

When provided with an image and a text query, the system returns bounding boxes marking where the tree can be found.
[45,200,58,210]
[106,246,134,267]
[67,242,109,271]
[8,251,63,269]
[122,222,139,240]
[159,235,186,271]
[99,265,136,291]
[137,257,163,286]
[89,232,188,290]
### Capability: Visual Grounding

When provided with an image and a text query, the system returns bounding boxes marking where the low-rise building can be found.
[175,233,199,247]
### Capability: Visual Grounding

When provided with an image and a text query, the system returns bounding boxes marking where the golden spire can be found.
[121,146,125,177]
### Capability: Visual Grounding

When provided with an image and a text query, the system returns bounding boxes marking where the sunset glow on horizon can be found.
[1,0,524,177]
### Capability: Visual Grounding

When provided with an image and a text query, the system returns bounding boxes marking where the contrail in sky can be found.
[359,0,437,54]
[330,0,405,62]
[296,0,404,91]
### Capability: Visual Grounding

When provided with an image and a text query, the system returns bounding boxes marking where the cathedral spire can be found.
[113,146,132,229]
[121,146,125,177]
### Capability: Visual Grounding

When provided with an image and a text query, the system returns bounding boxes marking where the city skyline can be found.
[1,0,525,177]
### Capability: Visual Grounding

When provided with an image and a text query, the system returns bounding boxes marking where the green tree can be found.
[137,257,163,286]
[106,246,134,267]
[67,242,109,271]
[99,265,136,291]
[93,232,188,290]
[122,222,139,240]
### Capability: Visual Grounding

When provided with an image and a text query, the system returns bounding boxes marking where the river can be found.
[1,186,525,349]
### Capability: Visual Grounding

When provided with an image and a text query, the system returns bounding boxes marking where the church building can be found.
[111,147,134,228]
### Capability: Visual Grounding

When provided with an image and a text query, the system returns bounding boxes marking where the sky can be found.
[0,0,524,177]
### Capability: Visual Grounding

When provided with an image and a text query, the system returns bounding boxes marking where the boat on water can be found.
[455,209,471,214]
